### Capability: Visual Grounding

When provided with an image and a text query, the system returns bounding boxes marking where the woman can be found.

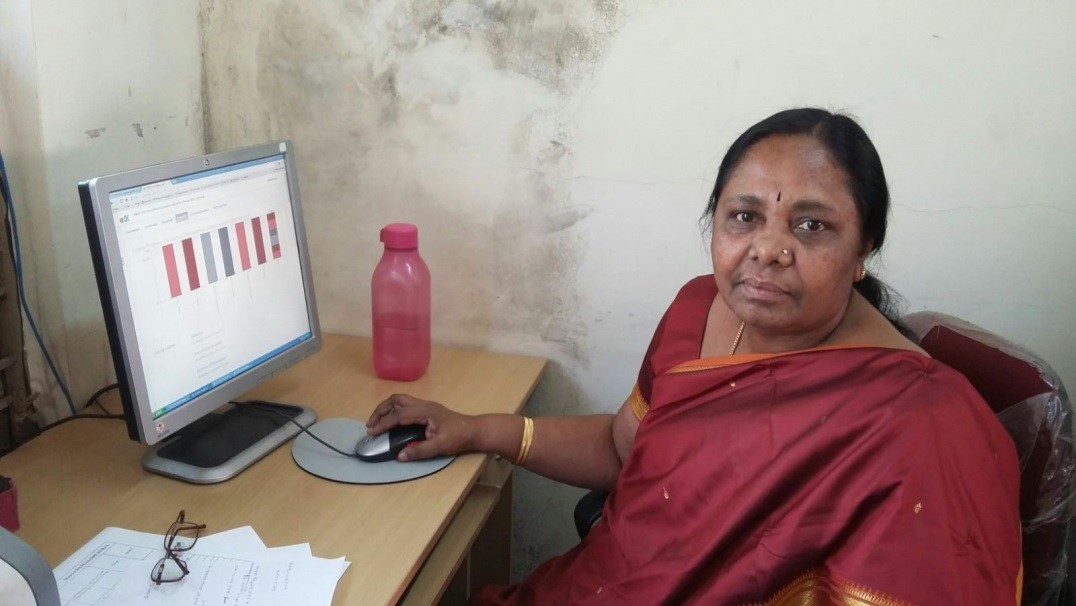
[366,109,1022,604]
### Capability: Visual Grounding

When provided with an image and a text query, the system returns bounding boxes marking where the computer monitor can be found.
[79,141,320,483]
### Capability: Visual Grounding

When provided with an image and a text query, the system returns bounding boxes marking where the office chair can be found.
[903,311,1074,606]
[0,527,60,606]
[573,312,1075,606]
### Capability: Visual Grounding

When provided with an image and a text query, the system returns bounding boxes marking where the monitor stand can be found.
[142,401,316,484]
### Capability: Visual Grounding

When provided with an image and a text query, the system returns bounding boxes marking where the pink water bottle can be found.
[372,223,431,380]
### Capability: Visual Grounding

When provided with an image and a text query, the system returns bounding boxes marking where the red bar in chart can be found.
[252,217,267,265]
[267,212,281,259]
[162,244,181,298]
[235,221,251,270]
[181,237,200,290]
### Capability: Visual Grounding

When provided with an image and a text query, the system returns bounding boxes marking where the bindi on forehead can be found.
[777,191,782,202]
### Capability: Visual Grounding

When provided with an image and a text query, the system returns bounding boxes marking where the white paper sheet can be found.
[111,551,344,606]
[53,526,348,606]
[196,526,266,552]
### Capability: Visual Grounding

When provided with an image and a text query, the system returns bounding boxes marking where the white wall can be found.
[0,0,204,419]
[0,0,54,418]
[4,0,1074,581]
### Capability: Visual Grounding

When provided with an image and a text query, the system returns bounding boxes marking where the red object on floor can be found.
[0,476,19,532]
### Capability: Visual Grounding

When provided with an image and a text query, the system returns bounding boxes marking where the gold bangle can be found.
[515,416,534,466]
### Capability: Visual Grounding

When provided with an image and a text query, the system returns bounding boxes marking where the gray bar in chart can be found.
[218,226,235,277]
[200,232,218,284]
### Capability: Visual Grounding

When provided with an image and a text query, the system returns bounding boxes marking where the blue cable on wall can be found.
[0,147,78,417]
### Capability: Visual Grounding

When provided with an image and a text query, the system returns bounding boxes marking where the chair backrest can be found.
[904,311,1075,606]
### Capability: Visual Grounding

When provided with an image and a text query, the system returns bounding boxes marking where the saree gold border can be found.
[665,344,877,376]
[740,569,912,606]
[628,383,649,421]
[667,362,734,374]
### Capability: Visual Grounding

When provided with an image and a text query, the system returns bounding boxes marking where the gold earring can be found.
[859,268,868,281]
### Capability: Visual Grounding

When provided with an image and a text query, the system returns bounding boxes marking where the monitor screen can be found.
[80,141,320,449]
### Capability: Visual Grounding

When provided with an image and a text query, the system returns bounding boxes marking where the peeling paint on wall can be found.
[198,0,623,579]
[199,0,620,361]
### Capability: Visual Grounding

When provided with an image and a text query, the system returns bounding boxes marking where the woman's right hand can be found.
[365,393,478,461]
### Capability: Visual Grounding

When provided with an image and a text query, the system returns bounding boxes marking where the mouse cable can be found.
[232,400,361,459]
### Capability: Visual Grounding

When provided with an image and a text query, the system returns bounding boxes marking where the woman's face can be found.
[711,134,871,338]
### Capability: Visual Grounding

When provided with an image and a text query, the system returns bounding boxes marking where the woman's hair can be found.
[704,107,905,326]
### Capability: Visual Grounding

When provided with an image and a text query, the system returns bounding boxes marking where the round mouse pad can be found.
[291,417,454,484]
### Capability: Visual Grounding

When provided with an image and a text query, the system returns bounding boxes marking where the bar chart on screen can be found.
[157,211,285,301]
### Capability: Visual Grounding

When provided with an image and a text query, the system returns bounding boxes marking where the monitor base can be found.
[143,401,316,484]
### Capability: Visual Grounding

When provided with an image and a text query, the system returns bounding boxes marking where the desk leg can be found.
[467,474,513,593]
[440,474,513,605]
[404,461,515,606]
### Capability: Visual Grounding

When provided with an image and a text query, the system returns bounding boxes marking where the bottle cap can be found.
[380,223,419,250]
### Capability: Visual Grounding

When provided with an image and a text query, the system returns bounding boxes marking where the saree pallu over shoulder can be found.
[472,276,1020,605]
[472,346,1021,605]
[633,346,1019,604]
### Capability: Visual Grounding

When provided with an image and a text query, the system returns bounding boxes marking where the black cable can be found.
[85,382,119,415]
[233,400,361,459]
[2,382,124,451]
[37,412,123,434]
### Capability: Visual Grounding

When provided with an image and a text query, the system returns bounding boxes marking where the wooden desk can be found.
[0,334,545,605]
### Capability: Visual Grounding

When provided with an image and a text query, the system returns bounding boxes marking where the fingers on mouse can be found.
[354,423,427,462]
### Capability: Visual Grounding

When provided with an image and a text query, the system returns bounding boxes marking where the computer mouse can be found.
[354,424,427,462]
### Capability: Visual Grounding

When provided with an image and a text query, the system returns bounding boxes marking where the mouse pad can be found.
[291,417,454,484]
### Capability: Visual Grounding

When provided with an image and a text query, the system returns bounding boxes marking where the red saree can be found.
[474,276,1021,605]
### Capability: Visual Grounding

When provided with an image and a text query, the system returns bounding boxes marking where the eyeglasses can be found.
[150,510,206,585]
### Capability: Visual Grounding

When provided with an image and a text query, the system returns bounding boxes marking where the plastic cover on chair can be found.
[904,311,1075,606]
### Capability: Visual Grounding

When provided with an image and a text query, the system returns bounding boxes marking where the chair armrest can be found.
[574,490,609,540]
